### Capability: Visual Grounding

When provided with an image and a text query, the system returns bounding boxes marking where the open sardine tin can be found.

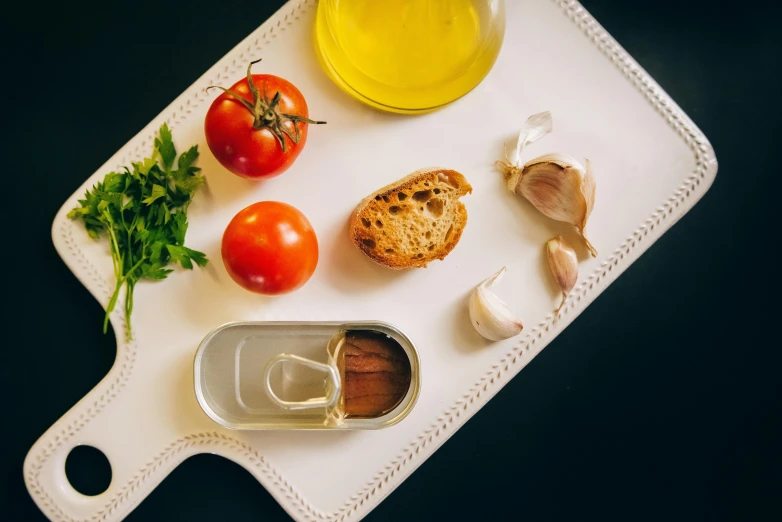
[194,321,421,429]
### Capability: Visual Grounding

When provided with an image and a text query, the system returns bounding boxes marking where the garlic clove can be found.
[518,154,588,225]
[469,267,524,341]
[545,236,579,315]
[514,154,598,257]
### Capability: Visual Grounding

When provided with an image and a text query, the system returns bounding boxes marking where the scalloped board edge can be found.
[24,0,717,521]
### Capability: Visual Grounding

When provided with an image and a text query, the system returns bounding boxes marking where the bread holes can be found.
[375,220,384,229]
[433,188,441,195]
[397,192,407,201]
[413,190,432,202]
[425,198,444,218]
[444,224,454,242]
[425,231,431,239]
[361,218,371,228]
[382,195,390,203]
[428,244,435,251]
[385,248,395,253]
[362,238,376,249]
[389,206,402,215]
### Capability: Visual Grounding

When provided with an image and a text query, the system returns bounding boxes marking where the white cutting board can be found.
[24,0,717,520]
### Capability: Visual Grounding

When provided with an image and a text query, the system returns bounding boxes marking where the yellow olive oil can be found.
[315,0,505,113]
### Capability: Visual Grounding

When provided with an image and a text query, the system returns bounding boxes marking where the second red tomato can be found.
[221,201,319,295]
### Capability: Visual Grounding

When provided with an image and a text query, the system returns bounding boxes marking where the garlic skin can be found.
[509,111,553,167]
[499,112,598,257]
[546,236,579,315]
[516,154,597,256]
[469,267,524,341]
[502,111,554,195]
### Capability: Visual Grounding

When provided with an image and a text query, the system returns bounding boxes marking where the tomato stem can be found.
[206,60,326,153]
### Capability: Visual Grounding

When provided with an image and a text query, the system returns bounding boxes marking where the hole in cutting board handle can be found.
[65,445,112,496]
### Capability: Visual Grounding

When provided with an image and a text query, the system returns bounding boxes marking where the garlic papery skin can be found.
[546,236,579,315]
[515,154,598,257]
[469,267,524,341]
[499,111,553,191]
[510,111,553,166]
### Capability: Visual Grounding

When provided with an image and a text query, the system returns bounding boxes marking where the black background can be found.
[2,0,781,520]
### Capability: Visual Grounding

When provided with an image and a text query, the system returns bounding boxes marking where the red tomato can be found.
[204,60,325,179]
[221,201,319,295]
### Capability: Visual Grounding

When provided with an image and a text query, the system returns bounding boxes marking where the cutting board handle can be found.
[22,359,202,522]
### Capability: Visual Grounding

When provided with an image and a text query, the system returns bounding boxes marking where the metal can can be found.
[193,321,421,429]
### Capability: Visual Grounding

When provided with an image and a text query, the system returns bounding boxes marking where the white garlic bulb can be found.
[469,267,524,341]
[499,112,598,257]
[546,236,579,315]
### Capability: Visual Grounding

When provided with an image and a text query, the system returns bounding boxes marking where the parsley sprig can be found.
[68,124,208,339]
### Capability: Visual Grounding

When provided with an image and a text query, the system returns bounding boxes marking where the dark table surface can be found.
[3,0,780,520]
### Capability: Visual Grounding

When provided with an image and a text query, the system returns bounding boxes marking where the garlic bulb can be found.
[499,112,598,257]
[469,267,523,341]
[546,236,578,315]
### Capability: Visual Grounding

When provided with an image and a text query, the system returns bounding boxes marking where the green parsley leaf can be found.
[102,172,126,193]
[155,123,177,172]
[142,184,166,205]
[138,157,157,176]
[183,246,209,267]
[156,202,171,225]
[175,145,199,173]
[166,244,193,269]
[171,211,188,244]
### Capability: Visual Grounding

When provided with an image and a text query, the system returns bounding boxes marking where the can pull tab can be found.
[263,354,341,410]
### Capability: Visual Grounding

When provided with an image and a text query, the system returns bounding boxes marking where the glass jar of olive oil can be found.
[315,0,506,114]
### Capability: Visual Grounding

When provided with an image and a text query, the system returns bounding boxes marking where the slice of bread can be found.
[349,167,472,269]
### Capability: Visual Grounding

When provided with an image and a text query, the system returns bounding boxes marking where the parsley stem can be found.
[104,215,122,280]
[103,279,122,334]
[101,256,146,337]
[120,257,146,284]
[125,279,135,339]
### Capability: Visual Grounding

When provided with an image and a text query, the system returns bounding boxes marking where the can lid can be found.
[263,354,341,410]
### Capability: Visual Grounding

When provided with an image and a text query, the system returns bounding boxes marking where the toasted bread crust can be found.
[349,167,472,269]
